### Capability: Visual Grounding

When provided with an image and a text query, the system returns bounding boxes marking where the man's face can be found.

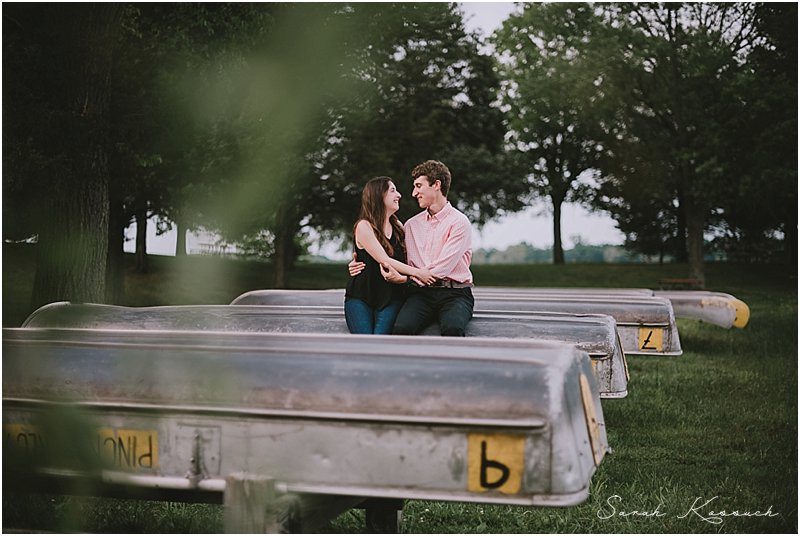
[412,175,439,209]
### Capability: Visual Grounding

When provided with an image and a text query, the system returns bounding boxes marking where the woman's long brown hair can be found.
[354,176,405,257]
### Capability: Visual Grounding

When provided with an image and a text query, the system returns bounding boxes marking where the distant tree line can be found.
[3,2,795,308]
[472,241,730,265]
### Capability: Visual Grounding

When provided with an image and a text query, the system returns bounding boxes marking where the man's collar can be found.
[426,202,452,220]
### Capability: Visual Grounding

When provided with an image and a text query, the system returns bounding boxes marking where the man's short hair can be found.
[412,160,451,197]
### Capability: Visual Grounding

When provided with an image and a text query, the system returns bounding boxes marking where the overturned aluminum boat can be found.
[231,289,682,356]
[472,287,750,329]
[4,328,607,507]
[22,302,629,399]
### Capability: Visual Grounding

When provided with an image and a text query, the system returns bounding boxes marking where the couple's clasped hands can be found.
[347,256,437,286]
[381,263,437,286]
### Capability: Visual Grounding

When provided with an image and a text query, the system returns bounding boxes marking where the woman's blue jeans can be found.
[344,298,404,334]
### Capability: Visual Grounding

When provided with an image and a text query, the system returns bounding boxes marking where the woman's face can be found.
[383,181,401,214]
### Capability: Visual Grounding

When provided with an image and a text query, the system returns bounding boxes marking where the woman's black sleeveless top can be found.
[345,231,406,309]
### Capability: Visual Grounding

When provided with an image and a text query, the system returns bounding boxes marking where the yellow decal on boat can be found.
[467,433,525,494]
[638,327,664,352]
[579,373,604,466]
[732,298,750,328]
[4,423,158,470]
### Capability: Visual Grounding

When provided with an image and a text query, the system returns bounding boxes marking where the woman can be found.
[345,176,435,334]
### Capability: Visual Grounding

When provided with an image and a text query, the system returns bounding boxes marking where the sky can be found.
[128,2,624,257]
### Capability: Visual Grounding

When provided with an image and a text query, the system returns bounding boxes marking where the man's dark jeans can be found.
[391,286,474,336]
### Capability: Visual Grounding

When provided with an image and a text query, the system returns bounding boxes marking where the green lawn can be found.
[2,245,797,533]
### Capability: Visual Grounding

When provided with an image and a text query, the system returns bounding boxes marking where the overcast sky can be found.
[460,1,517,38]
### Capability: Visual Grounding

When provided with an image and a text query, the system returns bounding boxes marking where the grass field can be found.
[2,244,797,533]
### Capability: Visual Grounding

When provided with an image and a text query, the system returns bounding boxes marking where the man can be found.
[350,159,474,336]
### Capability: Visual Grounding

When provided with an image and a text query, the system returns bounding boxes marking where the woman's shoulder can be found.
[354,220,380,251]
[355,219,373,233]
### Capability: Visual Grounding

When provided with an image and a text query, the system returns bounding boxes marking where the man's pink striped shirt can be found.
[404,202,473,284]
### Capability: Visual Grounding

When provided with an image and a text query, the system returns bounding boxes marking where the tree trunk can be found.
[175,218,187,257]
[30,5,123,311]
[33,166,110,310]
[135,208,149,273]
[684,193,706,288]
[105,196,126,304]
[674,187,688,262]
[551,195,565,265]
[272,206,299,288]
[785,222,797,267]
[272,227,294,289]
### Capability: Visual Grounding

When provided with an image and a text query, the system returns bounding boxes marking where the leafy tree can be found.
[107,3,276,284]
[103,4,385,288]
[594,3,765,284]
[493,3,615,264]
[710,2,797,264]
[4,4,124,309]
[197,3,376,287]
[6,4,283,303]
[593,123,680,264]
[116,4,515,287]
[306,3,524,269]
